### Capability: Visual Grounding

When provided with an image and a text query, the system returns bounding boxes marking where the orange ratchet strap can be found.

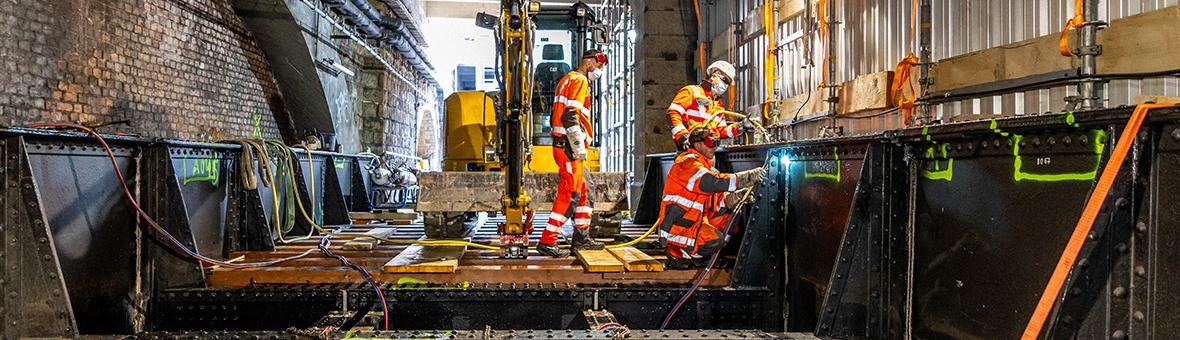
[1058,0,1084,57]
[1021,103,1172,339]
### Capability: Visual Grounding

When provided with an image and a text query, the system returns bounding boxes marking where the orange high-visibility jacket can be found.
[667,85,738,141]
[551,71,594,142]
[657,148,739,251]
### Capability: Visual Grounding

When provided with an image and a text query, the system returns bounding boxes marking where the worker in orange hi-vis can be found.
[657,127,765,270]
[537,49,608,258]
[667,60,757,151]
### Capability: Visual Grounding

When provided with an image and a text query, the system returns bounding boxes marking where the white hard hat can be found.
[707,60,736,81]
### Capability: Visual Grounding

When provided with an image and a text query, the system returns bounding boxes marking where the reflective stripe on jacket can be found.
[656,148,738,251]
[551,72,594,141]
[667,85,738,140]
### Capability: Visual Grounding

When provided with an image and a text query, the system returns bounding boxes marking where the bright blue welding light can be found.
[779,153,792,168]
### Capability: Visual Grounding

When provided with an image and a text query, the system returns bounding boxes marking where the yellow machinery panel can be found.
[443,91,497,171]
[445,91,602,173]
[526,146,601,173]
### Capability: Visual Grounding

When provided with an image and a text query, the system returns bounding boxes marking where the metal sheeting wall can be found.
[595,0,637,173]
[705,0,1180,125]
[932,0,1180,118]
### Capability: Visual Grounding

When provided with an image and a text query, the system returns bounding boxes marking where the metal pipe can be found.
[297,0,431,98]
[825,0,838,130]
[918,0,932,123]
[1078,0,1104,110]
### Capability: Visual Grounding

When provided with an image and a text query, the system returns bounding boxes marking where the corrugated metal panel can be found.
[932,0,1179,119]
[594,0,637,173]
[699,0,1178,124]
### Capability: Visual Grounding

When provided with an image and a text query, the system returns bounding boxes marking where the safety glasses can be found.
[701,136,719,149]
[712,72,732,85]
[586,53,608,65]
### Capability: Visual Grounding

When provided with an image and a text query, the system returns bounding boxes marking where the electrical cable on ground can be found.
[320,232,389,330]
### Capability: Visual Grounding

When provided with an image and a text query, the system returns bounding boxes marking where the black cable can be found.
[319,233,389,330]
[791,89,813,123]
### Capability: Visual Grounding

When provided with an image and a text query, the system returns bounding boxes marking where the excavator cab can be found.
[525,2,605,172]
[425,2,625,255]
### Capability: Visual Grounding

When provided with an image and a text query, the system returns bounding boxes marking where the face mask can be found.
[589,67,605,81]
[711,79,728,95]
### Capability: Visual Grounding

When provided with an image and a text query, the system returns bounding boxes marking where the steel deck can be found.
[209,213,731,287]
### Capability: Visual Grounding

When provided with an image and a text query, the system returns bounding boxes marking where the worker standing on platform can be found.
[657,127,765,269]
[537,49,609,258]
[667,60,757,151]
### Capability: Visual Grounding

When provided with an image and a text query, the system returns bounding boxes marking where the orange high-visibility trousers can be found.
[540,145,592,245]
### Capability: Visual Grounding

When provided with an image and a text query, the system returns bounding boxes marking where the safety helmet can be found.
[706,60,736,82]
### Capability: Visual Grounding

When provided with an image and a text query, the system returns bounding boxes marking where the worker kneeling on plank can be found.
[667,60,758,152]
[537,49,609,258]
[658,127,765,270]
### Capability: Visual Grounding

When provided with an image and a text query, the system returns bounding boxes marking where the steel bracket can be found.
[0,136,79,338]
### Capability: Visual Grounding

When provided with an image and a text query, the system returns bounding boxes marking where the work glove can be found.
[735,167,767,189]
[723,188,752,209]
[567,126,589,160]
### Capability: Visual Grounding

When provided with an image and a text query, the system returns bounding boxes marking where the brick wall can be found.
[359,51,437,167]
[0,0,288,141]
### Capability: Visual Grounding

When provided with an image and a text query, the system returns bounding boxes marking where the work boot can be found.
[572,228,605,250]
[537,243,570,258]
[666,257,695,270]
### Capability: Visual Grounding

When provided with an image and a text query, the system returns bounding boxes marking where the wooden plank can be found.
[575,249,626,273]
[777,0,813,23]
[932,46,1006,92]
[1001,34,1076,80]
[349,211,418,221]
[839,71,894,114]
[1136,95,1180,105]
[607,247,664,272]
[383,244,466,273]
[776,90,830,122]
[932,5,1180,92]
[1098,5,1180,75]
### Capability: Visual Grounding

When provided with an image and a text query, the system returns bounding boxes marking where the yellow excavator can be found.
[418,1,627,258]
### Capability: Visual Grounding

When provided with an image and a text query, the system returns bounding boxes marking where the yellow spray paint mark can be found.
[389,277,472,291]
[803,146,841,182]
[181,157,220,185]
[1063,111,1079,127]
[1012,129,1106,182]
[335,159,348,169]
[252,109,264,139]
[921,143,954,181]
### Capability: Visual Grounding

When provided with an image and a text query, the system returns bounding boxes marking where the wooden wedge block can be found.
[383,244,466,273]
[607,247,664,272]
[342,240,377,251]
[340,227,395,251]
[575,249,626,273]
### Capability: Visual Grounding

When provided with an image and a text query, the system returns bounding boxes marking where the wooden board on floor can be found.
[575,249,626,273]
[607,247,664,272]
[383,244,466,273]
[350,211,418,222]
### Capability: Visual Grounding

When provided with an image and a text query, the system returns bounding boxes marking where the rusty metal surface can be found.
[416,172,629,212]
